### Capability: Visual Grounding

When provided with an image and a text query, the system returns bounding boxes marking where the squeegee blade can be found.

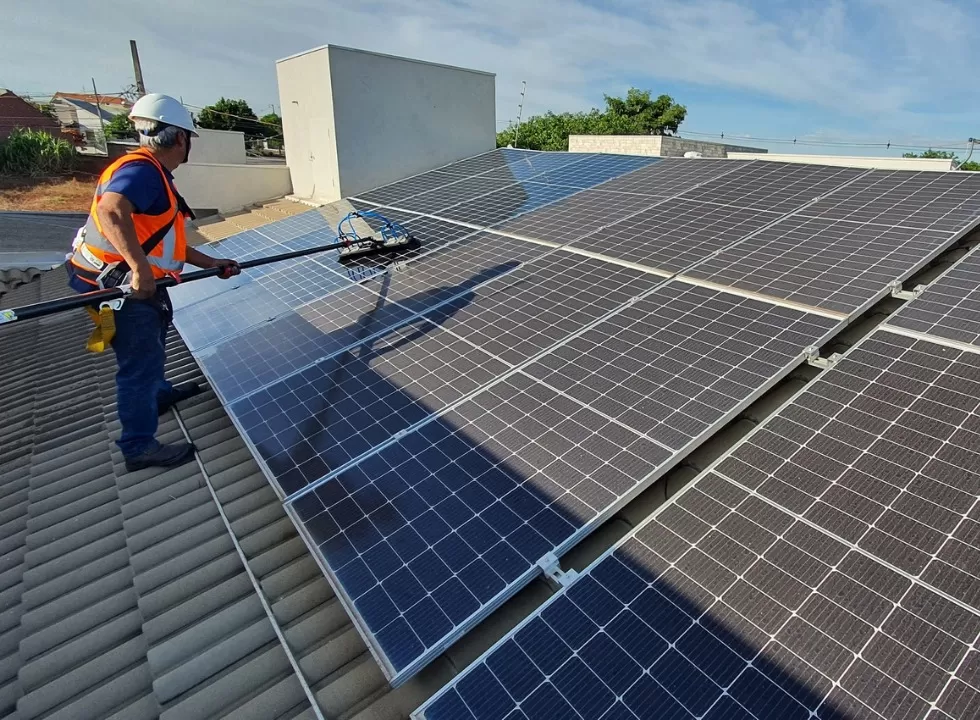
[337,234,412,258]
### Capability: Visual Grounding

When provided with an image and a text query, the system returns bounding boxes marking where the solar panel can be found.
[422,251,659,366]
[233,318,510,497]
[361,231,548,309]
[389,177,519,216]
[523,282,840,449]
[797,170,980,232]
[593,158,746,196]
[529,154,657,189]
[416,330,980,720]
[282,282,843,683]
[677,162,865,214]
[885,245,980,348]
[196,283,413,404]
[567,199,781,274]
[356,170,466,207]
[172,283,293,352]
[683,214,964,316]
[437,148,537,177]
[253,209,335,243]
[492,189,669,245]
[476,152,594,182]
[434,182,584,227]
[288,373,674,682]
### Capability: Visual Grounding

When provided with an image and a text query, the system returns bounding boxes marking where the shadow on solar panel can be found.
[232,260,523,495]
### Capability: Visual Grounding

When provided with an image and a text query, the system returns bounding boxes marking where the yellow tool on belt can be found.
[84,301,121,353]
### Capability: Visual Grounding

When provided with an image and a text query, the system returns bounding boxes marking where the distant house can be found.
[51,92,130,151]
[0,89,62,141]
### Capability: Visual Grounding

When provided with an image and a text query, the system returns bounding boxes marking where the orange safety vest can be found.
[68,148,187,286]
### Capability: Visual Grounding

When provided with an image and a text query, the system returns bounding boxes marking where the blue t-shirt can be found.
[102,160,176,216]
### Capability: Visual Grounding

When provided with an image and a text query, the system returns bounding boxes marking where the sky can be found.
[3,0,979,158]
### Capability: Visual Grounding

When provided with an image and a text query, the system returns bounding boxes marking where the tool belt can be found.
[67,262,173,354]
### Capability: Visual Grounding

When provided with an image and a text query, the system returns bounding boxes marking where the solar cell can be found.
[423,251,658,366]
[524,282,840,448]
[886,245,980,348]
[233,317,510,497]
[253,209,334,243]
[418,354,980,719]
[798,169,980,232]
[593,158,746,196]
[678,162,865,214]
[683,214,960,315]
[289,373,673,681]
[568,199,781,274]
[492,189,669,246]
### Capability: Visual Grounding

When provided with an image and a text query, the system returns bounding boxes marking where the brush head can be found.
[336,233,421,262]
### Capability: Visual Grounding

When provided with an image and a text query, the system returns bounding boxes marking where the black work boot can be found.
[124,441,196,471]
[158,382,203,416]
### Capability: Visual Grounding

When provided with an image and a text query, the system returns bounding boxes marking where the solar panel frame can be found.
[414,329,980,720]
[884,244,980,350]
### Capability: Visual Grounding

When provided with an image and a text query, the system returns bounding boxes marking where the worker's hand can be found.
[213,258,241,280]
[130,265,157,300]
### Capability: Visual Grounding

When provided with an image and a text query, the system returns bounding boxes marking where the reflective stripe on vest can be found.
[68,148,186,279]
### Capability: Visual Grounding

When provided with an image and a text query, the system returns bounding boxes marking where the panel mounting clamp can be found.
[803,345,843,369]
[537,552,578,587]
[887,279,926,301]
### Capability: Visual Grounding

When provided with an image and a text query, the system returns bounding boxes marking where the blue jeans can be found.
[110,295,175,456]
[68,268,175,457]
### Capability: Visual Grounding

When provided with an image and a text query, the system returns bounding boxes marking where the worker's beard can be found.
[182,133,192,164]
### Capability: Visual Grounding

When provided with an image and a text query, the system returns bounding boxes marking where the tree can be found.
[496,88,687,151]
[259,112,282,140]
[903,148,979,170]
[104,112,136,140]
[197,98,264,137]
[902,149,955,159]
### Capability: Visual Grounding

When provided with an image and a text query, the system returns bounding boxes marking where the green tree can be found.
[902,149,955,159]
[496,88,687,151]
[104,112,136,140]
[903,148,979,170]
[259,112,282,139]
[197,98,264,137]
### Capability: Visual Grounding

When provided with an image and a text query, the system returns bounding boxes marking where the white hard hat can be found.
[130,93,198,136]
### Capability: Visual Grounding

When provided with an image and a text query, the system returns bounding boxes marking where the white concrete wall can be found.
[190,129,247,164]
[728,152,955,171]
[276,45,496,202]
[173,163,292,213]
[568,135,767,158]
[277,47,337,199]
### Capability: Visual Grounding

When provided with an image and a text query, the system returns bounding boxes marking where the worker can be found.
[65,93,240,471]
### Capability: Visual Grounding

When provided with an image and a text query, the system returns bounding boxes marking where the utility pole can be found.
[130,40,146,96]
[513,81,526,148]
[91,78,108,152]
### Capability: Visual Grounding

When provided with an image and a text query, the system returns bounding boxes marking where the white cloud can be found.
[2,0,977,141]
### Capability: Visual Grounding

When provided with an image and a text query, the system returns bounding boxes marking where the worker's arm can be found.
[96,192,156,299]
[185,246,241,278]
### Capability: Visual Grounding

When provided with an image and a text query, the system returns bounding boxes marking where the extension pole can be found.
[0,237,410,326]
